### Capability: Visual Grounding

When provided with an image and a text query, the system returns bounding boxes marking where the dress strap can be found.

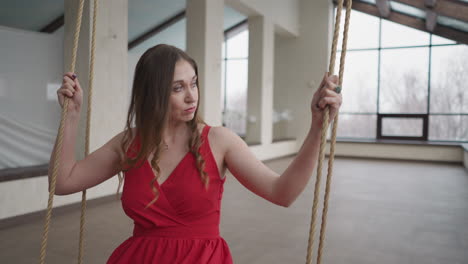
[201,124,211,139]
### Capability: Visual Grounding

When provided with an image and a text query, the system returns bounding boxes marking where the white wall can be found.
[274,0,333,144]
[331,142,463,162]
[0,176,121,221]
[128,51,141,95]
[0,26,63,169]
[0,26,124,220]
[0,0,129,221]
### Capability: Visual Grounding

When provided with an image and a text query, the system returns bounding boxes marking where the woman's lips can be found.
[185,106,196,113]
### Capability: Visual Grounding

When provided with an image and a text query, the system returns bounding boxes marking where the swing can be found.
[305,0,352,263]
[39,0,97,263]
[39,0,353,263]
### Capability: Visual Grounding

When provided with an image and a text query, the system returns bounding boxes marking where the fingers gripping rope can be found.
[39,0,98,263]
[305,0,352,264]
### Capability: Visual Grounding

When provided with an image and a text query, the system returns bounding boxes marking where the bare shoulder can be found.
[107,127,137,161]
[206,126,245,154]
[208,125,237,139]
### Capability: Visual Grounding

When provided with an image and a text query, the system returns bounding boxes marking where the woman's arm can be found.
[49,128,124,196]
[272,123,322,206]
[49,72,124,195]
[221,73,341,207]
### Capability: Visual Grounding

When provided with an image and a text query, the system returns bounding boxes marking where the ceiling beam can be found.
[424,0,438,32]
[340,0,468,44]
[376,0,391,18]
[40,15,64,33]
[128,10,186,50]
[393,0,468,22]
[424,0,437,8]
[38,11,187,51]
[425,9,438,32]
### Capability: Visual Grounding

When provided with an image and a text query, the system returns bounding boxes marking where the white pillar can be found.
[273,0,333,145]
[186,0,224,126]
[246,16,274,145]
[64,0,128,157]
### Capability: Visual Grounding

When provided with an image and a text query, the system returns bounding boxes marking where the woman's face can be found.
[168,59,198,123]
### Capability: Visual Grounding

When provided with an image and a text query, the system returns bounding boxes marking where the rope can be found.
[39,0,95,263]
[305,0,352,263]
[316,1,352,263]
[77,0,98,263]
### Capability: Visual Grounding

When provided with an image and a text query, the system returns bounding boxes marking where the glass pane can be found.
[381,20,429,47]
[389,2,426,19]
[382,118,423,137]
[429,115,468,141]
[337,9,379,50]
[380,48,429,113]
[226,30,249,59]
[431,35,456,45]
[358,0,376,4]
[335,50,378,113]
[430,45,468,114]
[224,59,248,135]
[337,114,377,138]
[437,15,468,33]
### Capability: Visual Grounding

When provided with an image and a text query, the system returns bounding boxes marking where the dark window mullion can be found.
[337,42,458,53]
[376,17,382,137]
[429,113,468,116]
[377,114,428,140]
[427,34,432,140]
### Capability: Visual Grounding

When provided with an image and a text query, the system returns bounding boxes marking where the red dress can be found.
[107,125,233,264]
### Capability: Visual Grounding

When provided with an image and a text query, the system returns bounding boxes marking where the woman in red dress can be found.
[50,44,342,263]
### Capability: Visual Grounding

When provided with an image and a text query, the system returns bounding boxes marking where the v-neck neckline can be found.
[145,151,191,188]
[141,125,209,188]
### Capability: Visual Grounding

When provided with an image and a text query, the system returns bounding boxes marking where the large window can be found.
[221,23,248,137]
[336,10,468,142]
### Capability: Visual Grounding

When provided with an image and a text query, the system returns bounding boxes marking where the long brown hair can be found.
[118,44,208,207]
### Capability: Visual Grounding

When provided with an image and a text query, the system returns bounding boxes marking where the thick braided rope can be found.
[305,0,346,263]
[39,0,85,263]
[316,0,352,263]
[77,0,98,263]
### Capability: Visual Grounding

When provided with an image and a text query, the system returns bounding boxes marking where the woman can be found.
[50,44,342,263]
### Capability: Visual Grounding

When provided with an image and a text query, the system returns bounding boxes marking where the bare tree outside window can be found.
[430,46,468,114]
[222,29,248,137]
[429,45,468,141]
[335,9,468,142]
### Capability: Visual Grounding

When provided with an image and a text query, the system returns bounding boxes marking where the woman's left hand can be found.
[311,72,342,127]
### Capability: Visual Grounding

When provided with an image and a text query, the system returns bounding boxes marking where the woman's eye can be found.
[191,83,197,88]
[173,86,182,92]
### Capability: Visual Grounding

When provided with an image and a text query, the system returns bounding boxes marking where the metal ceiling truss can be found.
[334,0,468,44]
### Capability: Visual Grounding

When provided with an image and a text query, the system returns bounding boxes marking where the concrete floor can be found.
[1,157,467,263]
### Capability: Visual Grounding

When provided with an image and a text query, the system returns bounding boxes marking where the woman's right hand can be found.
[57,72,83,114]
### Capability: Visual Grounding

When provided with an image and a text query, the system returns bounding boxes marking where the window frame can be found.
[377,114,428,140]
[222,20,248,135]
[336,9,467,143]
